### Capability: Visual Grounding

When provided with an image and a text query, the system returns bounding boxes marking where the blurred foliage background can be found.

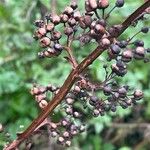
[0,0,150,150]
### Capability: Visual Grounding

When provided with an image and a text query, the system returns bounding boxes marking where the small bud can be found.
[94,24,105,34]
[50,122,57,129]
[101,38,110,46]
[122,50,133,62]
[51,131,58,137]
[66,98,74,105]
[54,43,63,51]
[58,137,65,143]
[98,0,109,9]
[66,107,73,115]
[60,14,69,23]
[74,85,81,93]
[68,18,76,26]
[84,15,92,27]
[64,6,74,15]
[35,94,46,103]
[66,140,71,147]
[39,100,48,109]
[93,109,100,117]
[134,90,143,100]
[134,40,144,47]
[46,23,54,32]
[118,87,127,98]
[134,46,145,59]
[73,111,80,118]
[103,86,112,96]
[52,31,62,40]
[88,0,97,10]
[73,11,81,21]
[63,131,69,138]
[35,28,47,39]
[51,15,60,25]
[40,37,51,47]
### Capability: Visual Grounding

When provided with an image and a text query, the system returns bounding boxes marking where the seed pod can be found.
[63,131,70,138]
[120,101,128,109]
[40,37,51,47]
[50,122,57,129]
[58,137,65,143]
[34,20,44,27]
[98,0,109,9]
[103,86,112,96]
[66,140,71,147]
[52,31,62,40]
[71,2,78,10]
[66,107,73,115]
[84,15,92,27]
[122,50,133,62]
[101,38,110,46]
[60,14,69,23]
[94,24,105,34]
[35,94,46,103]
[73,111,80,118]
[46,23,54,32]
[39,100,48,109]
[68,18,76,26]
[35,28,47,39]
[88,0,97,10]
[74,85,81,93]
[51,131,58,137]
[73,11,81,21]
[134,46,145,59]
[64,6,74,15]
[85,1,93,12]
[51,15,60,25]
[54,43,63,51]
[118,87,127,98]
[93,109,100,117]
[134,90,143,100]
[90,20,97,29]
[66,97,74,105]
[115,0,124,8]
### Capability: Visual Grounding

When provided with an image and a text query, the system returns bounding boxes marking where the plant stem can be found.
[5,1,150,150]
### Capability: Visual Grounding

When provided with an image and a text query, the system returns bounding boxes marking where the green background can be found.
[0,0,150,150]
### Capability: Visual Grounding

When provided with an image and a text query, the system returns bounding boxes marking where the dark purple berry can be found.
[116,0,124,8]
[110,44,121,54]
[134,40,144,47]
[141,27,149,33]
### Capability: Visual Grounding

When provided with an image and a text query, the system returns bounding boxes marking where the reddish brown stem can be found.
[5,1,150,150]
